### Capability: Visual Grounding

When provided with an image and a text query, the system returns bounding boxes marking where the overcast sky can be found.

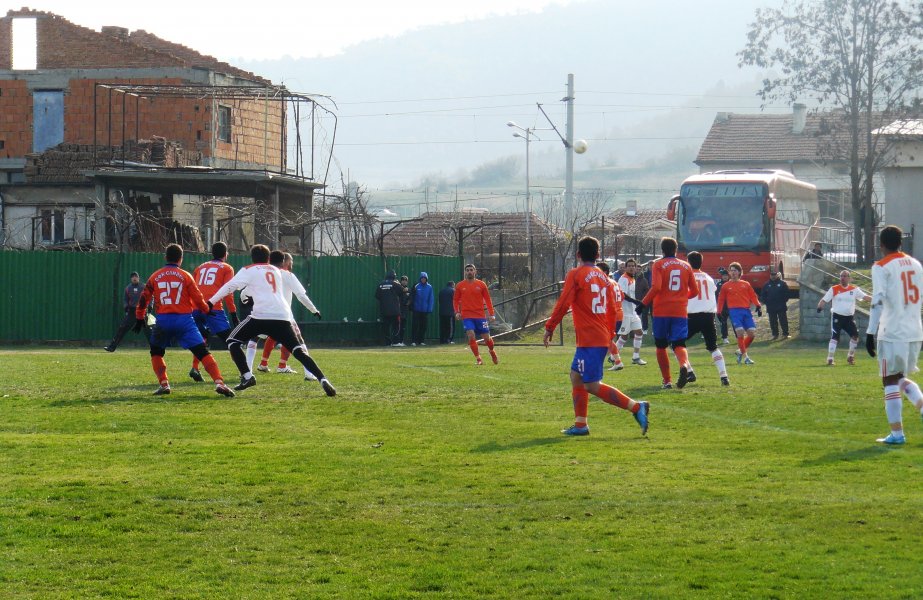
[26,0,581,61]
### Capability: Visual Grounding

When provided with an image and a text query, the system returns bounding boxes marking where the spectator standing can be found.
[439,281,456,343]
[398,275,411,345]
[760,271,790,340]
[105,271,149,352]
[411,271,434,346]
[803,242,824,261]
[375,270,404,346]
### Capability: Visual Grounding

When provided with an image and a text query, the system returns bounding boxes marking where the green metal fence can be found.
[0,250,462,345]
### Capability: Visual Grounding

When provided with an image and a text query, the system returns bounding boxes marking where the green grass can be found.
[1,340,922,598]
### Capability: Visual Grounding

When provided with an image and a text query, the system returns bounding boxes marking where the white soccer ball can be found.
[573,139,588,154]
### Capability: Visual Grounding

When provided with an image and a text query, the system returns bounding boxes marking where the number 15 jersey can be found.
[546,263,616,348]
[868,252,923,342]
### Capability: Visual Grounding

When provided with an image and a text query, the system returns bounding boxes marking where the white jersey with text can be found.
[822,284,868,316]
[618,274,636,316]
[280,270,318,314]
[867,252,923,342]
[687,270,718,314]
[209,263,293,321]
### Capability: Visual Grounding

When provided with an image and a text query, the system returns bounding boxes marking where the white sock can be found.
[712,350,727,377]
[847,338,858,357]
[633,334,643,358]
[246,340,258,372]
[616,337,626,352]
[900,378,923,409]
[827,340,837,359]
[884,385,903,431]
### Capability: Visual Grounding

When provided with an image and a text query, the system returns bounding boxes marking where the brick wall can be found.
[214,97,284,169]
[0,79,32,157]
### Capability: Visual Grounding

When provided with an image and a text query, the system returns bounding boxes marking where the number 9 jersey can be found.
[868,252,923,342]
[546,264,616,348]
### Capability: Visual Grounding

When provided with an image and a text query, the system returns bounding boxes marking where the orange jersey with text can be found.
[453,278,495,319]
[642,256,697,318]
[193,260,237,312]
[717,279,760,311]
[136,264,209,318]
[546,264,616,348]
[609,277,624,324]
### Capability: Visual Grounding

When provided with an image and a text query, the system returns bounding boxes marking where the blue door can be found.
[33,90,64,152]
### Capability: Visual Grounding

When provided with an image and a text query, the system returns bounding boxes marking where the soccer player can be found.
[596,261,625,371]
[189,242,238,383]
[208,244,335,396]
[641,237,698,389]
[453,263,498,365]
[615,258,647,366]
[865,225,923,445]
[684,251,730,386]
[817,270,871,366]
[133,244,235,397]
[716,262,762,365]
[543,236,649,436]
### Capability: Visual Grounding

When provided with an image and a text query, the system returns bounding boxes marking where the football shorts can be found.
[192,309,232,337]
[618,314,643,335]
[728,307,756,330]
[462,318,490,336]
[686,312,719,350]
[830,313,858,340]
[571,346,608,384]
[877,339,922,377]
[652,316,688,342]
[149,313,207,349]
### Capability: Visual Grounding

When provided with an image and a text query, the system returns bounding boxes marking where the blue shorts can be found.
[463,318,490,336]
[193,309,232,336]
[571,347,608,384]
[652,316,688,342]
[729,307,756,330]
[150,313,206,349]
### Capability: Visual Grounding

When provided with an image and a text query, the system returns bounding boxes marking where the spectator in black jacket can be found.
[715,268,731,344]
[803,242,823,261]
[759,271,790,339]
[375,270,405,346]
[438,281,456,343]
[398,275,411,345]
[104,271,149,352]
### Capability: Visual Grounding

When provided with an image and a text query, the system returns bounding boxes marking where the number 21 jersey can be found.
[870,252,923,342]
[546,264,615,348]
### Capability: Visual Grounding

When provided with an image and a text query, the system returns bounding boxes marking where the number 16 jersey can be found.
[869,252,923,342]
[546,263,616,348]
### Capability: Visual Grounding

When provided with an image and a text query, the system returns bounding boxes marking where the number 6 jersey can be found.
[868,251,923,342]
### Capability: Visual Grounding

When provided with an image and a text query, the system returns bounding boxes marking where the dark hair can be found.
[250,244,270,263]
[577,236,600,262]
[661,237,678,257]
[165,243,183,263]
[211,241,228,260]
[729,261,742,272]
[625,258,637,266]
[880,225,903,252]
[596,261,610,274]
[687,251,703,269]
[269,250,285,266]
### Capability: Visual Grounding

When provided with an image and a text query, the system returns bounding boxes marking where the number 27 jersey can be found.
[546,264,615,348]
[870,252,923,342]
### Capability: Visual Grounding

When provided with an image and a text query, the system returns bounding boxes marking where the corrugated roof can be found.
[605,209,670,237]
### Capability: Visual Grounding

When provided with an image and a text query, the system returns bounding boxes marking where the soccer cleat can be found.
[735,350,742,365]
[104,345,115,352]
[744,356,755,365]
[608,362,624,372]
[561,425,590,436]
[188,368,204,382]
[215,383,235,398]
[632,357,647,366]
[720,376,730,386]
[686,371,697,383]
[634,401,650,435]
[723,338,730,345]
[320,378,337,397]
[490,349,499,365]
[661,382,673,390]
[153,385,171,396]
[234,375,256,391]
[410,343,417,347]
[876,432,906,445]
[847,355,856,365]
[607,354,616,364]
[277,366,296,374]
[826,357,835,366]
[677,366,689,389]
[476,357,484,365]
[304,372,318,381]
[257,364,270,372]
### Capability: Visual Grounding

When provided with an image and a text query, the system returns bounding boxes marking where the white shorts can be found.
[877,339,922,377]
[618,314,643,336]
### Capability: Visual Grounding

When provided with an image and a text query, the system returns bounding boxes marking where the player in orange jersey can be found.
[596,261,626,371]
[189,242,238,383]
[453,264,498,365]
[716,262,762,365]
[134,244,235,397]
[544,236,649,436]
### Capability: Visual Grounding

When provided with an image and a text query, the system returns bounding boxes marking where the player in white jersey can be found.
[865,226,923,445]
[683,252,730,386]
[209,244,336,396]
[817,270,870,365]
[615,258,647,365]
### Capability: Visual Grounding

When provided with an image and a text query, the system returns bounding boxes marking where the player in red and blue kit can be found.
[544,236,650,436]
[134,244,235,397]
[189,241,238,382]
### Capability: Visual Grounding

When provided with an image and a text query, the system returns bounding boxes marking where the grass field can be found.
[1,339,922,598]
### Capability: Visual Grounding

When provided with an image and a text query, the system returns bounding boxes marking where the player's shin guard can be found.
[192,358,200,370]
[655,347,671,382]
[593,383,632,410]
[673,346,689,369]
[899,378,923,411]
[847,338,858,358]
[885,385,903,430]
[292,347,325,381]
[261,336,276,365]
[485,337,494,351]
[200,354,225,384]
[468,338,481,358]
[245,340,258,372]
[737,336,747,354]
[828,340,838,359]
[633,334,643,357]
[744,334,755,350]
[229,342,251,378]
[151,355,168,386]
[616,336,626,352]
[279,346,290,368]
[712,350,727,377]
[572,387,589,427]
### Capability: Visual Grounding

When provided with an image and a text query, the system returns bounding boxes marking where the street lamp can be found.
[507,120,535,289]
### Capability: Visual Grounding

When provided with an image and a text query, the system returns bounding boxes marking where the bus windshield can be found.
[677,182,769,252]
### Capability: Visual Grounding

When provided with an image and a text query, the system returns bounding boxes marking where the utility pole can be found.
[564,73,575,260]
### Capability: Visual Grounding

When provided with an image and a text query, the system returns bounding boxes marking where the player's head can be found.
[687,251,703,270]
[464,264,477,280]
[165,243,183,265]
[660,237,678,257]
[130,271,139,283]
[250,244,270,264]
[880,225,903,252]
[596,261,610,275]
[211,241,228,260]
[728,262,742,280]
[283,253,294,270]
[269,250,285,267]
[839,270,851,285]
[625,258,636,274]
[447,280,455,288]
[577,236,600,263]
[813,242,822,251]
